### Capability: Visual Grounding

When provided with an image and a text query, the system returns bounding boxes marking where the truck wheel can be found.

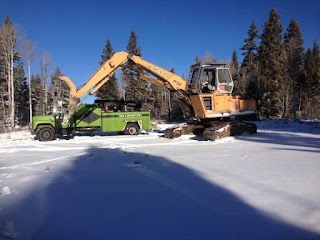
[37,127,55,141]
[125,123,139,135]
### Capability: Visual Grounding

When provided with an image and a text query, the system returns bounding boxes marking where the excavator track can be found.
[202,121,257,141]
[164,121,257,141]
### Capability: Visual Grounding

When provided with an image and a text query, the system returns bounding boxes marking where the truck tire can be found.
[37,127,55,141]
[125,123,139,135]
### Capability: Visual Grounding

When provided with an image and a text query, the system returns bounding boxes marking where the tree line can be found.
[231,8,320,120]
[0,8,319,132]
[0,16,56,132]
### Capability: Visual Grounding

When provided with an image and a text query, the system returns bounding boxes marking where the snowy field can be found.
[0,120,320,240]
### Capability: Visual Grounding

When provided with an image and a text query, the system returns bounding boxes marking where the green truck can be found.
[32,102,152,141]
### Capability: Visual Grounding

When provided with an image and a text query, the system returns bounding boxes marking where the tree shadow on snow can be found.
[1,147,320,240]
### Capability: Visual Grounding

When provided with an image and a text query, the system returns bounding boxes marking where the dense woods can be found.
[0,8,319,132]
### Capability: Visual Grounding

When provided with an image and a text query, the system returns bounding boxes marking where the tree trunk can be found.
[28,62,32,126]
[6,62,11,129]
[10,56,14,128]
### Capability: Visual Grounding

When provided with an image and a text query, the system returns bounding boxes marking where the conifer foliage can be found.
[122,31,154,111]
[96,39,119,100]
[239,22,260,100]
[258,8,285,118]
[13,63,28,125]
[283,19,304,119]
[302,41,320,119]
[230,50,239,93]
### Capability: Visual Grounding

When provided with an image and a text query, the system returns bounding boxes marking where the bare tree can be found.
[40,51,52,114]
[0,17,19,128]
[20,38,36,126]
[202,51,217,63]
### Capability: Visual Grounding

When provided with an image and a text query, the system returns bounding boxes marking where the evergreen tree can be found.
[241,22,259,68]
[302,40,320,119]
[239,22,260,100]
[168,68,191,120]
[13,63,28,125]
[96,39,119,100]
[258,8,285,118]
[123,31,154,111]
[151,67,190,120]
[31,74,45,116]
[311,40,320,96]
[150,83,163,118]
[283,19,304,119]
[230,50,240,94]
[169,90,191,120]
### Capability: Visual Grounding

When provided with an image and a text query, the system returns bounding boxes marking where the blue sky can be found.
[1,0,319,91]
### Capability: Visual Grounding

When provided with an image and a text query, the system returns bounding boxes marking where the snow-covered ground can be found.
[0,120,320,240]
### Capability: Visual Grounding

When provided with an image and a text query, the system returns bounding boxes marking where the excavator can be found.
[60,51,256,140]
[32,51,257,141]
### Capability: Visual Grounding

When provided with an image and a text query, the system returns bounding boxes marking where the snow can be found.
[0,120,320,239]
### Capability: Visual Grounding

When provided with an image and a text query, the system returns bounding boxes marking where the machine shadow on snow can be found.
[235,128,320,153]
[253,120,320,134]
[1,147,319,240]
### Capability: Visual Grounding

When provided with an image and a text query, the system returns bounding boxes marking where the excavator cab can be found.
[189,63,234,95]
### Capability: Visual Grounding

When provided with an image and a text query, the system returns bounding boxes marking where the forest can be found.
[0,8,319,133]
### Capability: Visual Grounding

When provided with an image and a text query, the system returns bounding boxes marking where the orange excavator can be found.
[59,51,257,140]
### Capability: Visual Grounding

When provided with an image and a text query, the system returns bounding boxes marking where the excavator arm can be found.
[59,51,129,114]
[59,51,190,114]
[128,55,188,92]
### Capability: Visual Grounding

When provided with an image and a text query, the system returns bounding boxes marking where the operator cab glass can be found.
[216,68,234,93]
[189,63,234,94]
[199,67,216,93]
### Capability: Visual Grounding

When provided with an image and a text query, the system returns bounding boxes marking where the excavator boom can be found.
[60,51,191,114]
[128,55,188,92]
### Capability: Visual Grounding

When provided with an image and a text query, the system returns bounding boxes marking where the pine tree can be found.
[230,50,240,94]
[123,31,154,111]
[240,22,260,101]
[302,40,320,118]
[150,84,162,118]
[258,8,285,118]
[31,74,45,116]
[312,40,320,97]
[96,39,119,100]
[13,63,28,125]
[283,19,304,119]
[241,22,259,68]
